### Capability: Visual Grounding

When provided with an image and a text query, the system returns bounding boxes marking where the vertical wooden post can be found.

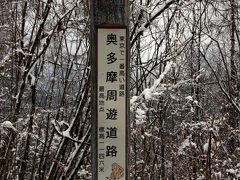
[90,0,129,179]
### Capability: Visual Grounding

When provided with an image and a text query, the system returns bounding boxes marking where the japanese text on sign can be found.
[97,27,127,179]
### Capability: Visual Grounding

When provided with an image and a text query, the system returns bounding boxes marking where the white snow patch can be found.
[214,172,222,179]
[178,137,196,155]
[136,119,146,126]
[142,88,153,100]
[1,121,17,131]
[62,129,71,138]
[29,73,36,86]
[144,132,152,137]
[203,142,209,153]
[136,160,144,165]
[185,95,193,101]
[16,48,32,56]
[131,61,173,105]
[196,175,205,180]
[78,169,89,176]
[130,95,138,105]
[135,108,146,119]
[193,100,199,105]
[226,168,238,175]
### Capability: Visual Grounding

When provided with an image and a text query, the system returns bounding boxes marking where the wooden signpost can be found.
[90,1,129,180]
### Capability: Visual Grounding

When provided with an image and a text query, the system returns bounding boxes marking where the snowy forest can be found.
[0,0,240,179]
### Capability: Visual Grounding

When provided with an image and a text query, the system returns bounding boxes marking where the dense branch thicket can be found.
[0,0,239,179]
